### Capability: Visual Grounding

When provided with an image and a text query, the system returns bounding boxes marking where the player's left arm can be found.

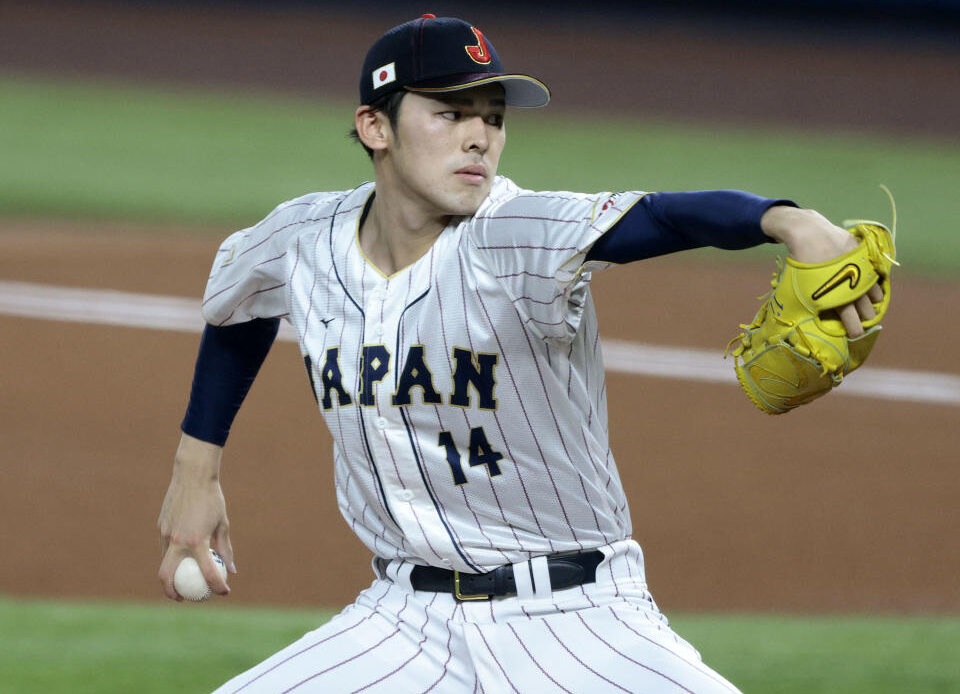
[585,191,881,335]
[585,190,785,262]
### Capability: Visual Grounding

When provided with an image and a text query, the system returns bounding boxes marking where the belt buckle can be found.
[453,570,491,601]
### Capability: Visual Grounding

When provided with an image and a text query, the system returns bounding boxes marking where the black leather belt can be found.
[408,550,604,601]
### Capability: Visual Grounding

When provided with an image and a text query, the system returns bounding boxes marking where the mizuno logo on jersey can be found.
[316,345,498,411]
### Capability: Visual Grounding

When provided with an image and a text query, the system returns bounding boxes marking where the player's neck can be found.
[358,193,449,277]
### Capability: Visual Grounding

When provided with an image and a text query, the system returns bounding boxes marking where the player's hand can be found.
[759,206,883,337]
[157,433,235,601]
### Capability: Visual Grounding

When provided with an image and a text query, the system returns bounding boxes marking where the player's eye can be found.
[440,111,462,121]
[485,113,504,128]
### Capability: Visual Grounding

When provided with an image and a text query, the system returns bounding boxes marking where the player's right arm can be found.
[157,316,280,600]
[157,194,319,600]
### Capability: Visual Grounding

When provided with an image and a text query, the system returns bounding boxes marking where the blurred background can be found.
[1,2,959,692]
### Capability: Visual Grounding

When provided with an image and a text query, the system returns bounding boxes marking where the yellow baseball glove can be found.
[726,208,897,415]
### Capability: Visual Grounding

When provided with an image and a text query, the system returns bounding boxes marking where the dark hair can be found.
[350,91,406,160]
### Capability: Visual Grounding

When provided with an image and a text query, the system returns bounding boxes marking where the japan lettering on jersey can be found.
[201,177,646,572]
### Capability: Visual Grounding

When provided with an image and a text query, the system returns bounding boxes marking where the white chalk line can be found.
[2,280,958,407]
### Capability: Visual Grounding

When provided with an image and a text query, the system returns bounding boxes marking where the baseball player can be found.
[158,15,881,693]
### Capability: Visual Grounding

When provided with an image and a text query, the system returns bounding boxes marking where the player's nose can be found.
[462,116,489,154]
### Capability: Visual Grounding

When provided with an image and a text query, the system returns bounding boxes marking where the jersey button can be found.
[376,417,388,429]
[399,489,414,501]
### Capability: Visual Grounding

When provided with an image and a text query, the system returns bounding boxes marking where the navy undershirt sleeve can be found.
[585,190,796,264]
[180,318,280,446]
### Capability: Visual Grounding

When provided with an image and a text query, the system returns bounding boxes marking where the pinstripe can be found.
[284,627,402,692]
[608,606,740,694]
[476,238,579,247]
[281,591,412,692]
[473,624,522,694]
[511,289,566,306]
[237,216,330,262]
[494,269,555,280]
[521,312,568,328]
[573,613,697,693]
[202,277,241,306]
[349,593,438,693]
[418,602,461,694]
[249,199,318,231]
[578,425,617,543]
[216,283,285,325]
[505,623,575,693]
[543,621,633,693]
[225,582,393,693]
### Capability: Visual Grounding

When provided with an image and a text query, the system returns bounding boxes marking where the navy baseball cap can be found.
[360,14,550,108]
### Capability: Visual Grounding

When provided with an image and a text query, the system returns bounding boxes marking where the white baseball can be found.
[174,549,228,602]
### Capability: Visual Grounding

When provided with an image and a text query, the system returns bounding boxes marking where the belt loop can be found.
[398,562,416,592]
[371,556,387,581]
[530,556,552,599]
[513,559,535,600]
[385,559,416,592]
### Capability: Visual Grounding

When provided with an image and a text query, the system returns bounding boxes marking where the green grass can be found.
[0,596,335,694]
[1,75,958,274]
[672,614,960,694]
[1,597,958,694]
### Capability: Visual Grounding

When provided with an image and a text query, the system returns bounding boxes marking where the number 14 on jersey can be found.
[438,428,504,486]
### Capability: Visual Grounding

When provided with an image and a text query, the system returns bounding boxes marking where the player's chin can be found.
[445,184,492,216]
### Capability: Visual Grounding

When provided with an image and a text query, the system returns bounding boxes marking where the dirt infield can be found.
[1,3,959,613]
[2,223,959,613]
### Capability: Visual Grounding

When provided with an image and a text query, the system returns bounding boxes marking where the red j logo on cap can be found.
[465,27,492,65]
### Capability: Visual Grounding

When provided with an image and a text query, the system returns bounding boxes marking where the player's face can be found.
[385,86,506,217]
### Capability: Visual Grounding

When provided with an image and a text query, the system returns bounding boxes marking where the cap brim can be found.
[406,74,550,108]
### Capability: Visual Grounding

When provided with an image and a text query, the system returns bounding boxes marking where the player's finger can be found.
[213,523,237,574]
[198,549,230,596]
[854,294,876,322]
[868,283,883,303]
[838,303,863,338]
[158,550,184,601]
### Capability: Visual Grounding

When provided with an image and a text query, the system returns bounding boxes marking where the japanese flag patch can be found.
[372,62,396,91]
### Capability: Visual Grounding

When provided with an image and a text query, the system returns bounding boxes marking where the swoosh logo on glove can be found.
[811,263,860,301]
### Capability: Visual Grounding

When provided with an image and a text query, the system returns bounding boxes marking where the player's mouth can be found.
[454,165,488,185]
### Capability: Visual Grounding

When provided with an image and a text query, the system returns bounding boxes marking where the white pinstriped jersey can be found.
[202,176,646,573]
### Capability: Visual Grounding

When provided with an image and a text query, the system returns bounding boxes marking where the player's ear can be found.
[354,106,390,153]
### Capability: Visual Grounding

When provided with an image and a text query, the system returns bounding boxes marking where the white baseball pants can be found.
[212,540,742,693]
